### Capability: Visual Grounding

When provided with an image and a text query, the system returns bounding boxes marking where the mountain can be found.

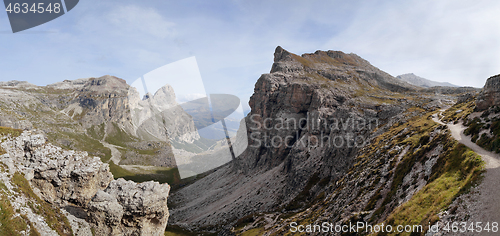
[166,47,484,235]
[0,46,494,235]
[396,73,459,88]
[0,129,170,235]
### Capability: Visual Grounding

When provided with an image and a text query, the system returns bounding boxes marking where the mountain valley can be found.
[0,47,497,236]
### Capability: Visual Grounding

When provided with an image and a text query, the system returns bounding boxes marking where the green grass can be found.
[164,225,201,236]
[442,99,475,123]
[0,193,40,236]
[11,172,73,236]
[0,126,22,155]
[379,143,484,236]
[0,126,22,137]
[87,123,105,140]
[46,130,112,162]
[105,123,138,147]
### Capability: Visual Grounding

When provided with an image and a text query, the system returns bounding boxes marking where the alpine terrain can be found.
[0,46,497,236]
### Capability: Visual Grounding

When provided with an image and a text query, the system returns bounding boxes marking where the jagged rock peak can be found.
[273,46,294,62]
[0,130,171,235]
[476,74,500,110]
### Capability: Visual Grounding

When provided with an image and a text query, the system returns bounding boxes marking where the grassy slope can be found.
[11,172,73,236]
[242,106,484,236]
[0,126,22,155]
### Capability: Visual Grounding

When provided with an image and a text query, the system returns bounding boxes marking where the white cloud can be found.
[106,5,176,39]
[323,0,500,87]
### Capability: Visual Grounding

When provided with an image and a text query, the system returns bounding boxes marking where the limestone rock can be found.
[2,131,113,206]
[88,179,170,236]
[476,74,500,110]
[0,130,170,235]
[169,46,414,231]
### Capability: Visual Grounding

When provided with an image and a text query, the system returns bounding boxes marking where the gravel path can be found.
[432,112,500,235]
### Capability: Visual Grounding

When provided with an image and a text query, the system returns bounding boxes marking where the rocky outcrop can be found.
[476,74,500,110]
[88,179,170,236]
[2,131,113,206]
[75,75,132,128]
[0,130,170,235]
[169,46,413,231]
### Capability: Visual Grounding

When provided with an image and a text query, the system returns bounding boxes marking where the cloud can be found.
[106,5,176,39]
[322,0,500,87]
[1,0,498,101]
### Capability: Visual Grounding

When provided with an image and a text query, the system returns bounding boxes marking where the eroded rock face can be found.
[0,131,170,235]
[88,179,170,236]
[76,75,131,128]
[476,74,500,110]
[3,131,113,206]
[169,46,413,231]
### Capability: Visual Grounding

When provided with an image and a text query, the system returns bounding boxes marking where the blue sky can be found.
[1,0,500,110]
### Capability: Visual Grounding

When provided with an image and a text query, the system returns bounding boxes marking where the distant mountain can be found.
[396,73,459,88]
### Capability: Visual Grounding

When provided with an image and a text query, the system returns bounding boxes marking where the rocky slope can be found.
[0,128,170,235]
[166,47,485,236]
[0,46,489,236]
[169,47,413,229]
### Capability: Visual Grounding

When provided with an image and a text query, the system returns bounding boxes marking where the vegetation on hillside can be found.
[237,104,484,236]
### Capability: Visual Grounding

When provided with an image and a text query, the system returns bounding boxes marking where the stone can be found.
[476,74,500,110]
[0,130,170,235]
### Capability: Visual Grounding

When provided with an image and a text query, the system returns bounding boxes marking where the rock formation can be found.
[0,130,170,235]
[88,179,170,236]
[476,74,500,110]
[168,46,414,231]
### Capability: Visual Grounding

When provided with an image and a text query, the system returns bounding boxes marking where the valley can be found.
[1,47,498,236]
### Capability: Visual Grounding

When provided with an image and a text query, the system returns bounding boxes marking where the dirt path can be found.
[99,122,122,165]
[100,141,122,165]
[432,112,500,235]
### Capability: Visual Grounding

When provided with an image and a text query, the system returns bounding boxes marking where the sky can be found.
[1,0,500,111]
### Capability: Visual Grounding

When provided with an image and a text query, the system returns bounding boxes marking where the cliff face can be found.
[0,130,170,235]
[74,75,131,128]
[168,46,415,230]
[476,74,500,110]
[168,47,485,235]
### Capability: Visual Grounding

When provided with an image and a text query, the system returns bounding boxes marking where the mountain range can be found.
[0,46,496,236]
[396,73,459,88]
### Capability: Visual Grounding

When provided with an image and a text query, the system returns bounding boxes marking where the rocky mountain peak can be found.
[273,46,294,62]
[269,46,413,92]
[47,78,89,90]
[396,73,459,88]
[0,80,38,88]
[83,75,129,93]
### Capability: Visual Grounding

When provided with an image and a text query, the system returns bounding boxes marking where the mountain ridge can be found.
[396,73,459,88]
[0,46,495,235]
